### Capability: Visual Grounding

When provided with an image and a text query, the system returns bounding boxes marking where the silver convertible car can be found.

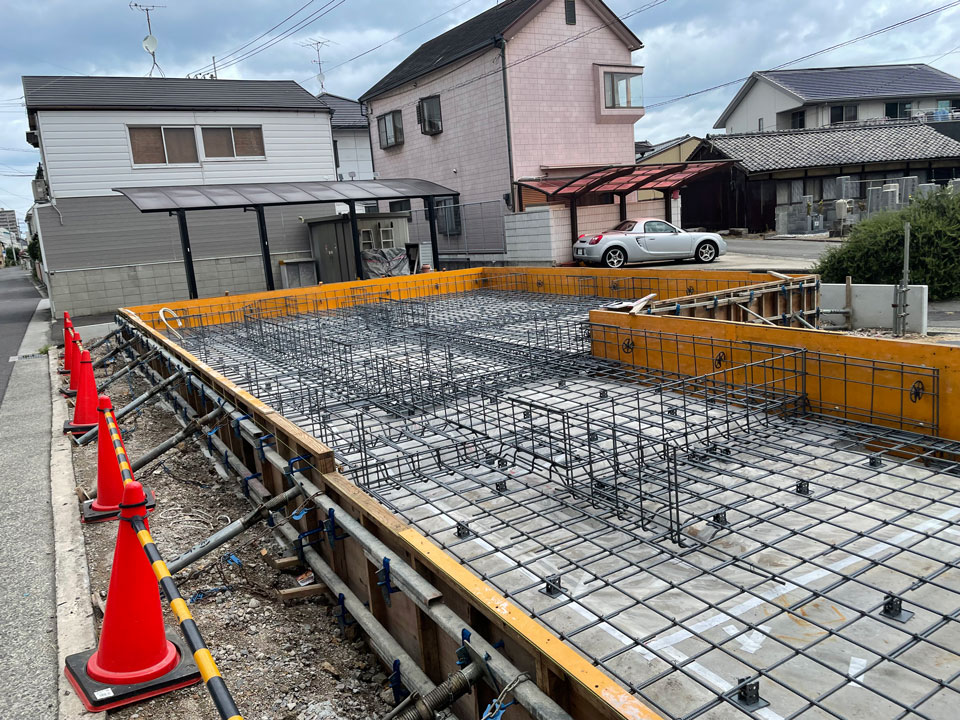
[574,218,727,268]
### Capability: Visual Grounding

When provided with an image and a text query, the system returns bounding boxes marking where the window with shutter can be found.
[129,127,167,164]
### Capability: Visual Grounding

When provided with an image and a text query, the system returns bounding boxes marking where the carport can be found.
[516,161,733,242]
[114,179,459,299]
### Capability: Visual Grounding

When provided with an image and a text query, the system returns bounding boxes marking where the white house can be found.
[714,64,960,134]
[23,76,336,316]
[318,92,375,184]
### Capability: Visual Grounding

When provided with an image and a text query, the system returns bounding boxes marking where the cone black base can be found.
[63,630,201,712]
[81,490,157,524]
[58,368,71,375]
[63,420,97,436]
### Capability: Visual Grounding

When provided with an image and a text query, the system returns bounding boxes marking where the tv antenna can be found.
[130,3,166,77]
[299,37,337,92]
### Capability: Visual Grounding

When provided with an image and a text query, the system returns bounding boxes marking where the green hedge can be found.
[813,190,960,301]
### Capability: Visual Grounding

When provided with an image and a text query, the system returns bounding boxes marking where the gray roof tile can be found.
[318,93,368,128]
[759,64,960,102]
[705,121,960,173]
[22,76,328,112]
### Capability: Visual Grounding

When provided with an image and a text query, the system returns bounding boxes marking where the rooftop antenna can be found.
[130,2,166,77]
[299,37,337,93]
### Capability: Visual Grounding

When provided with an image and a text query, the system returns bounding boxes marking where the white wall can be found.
[37,108,335,198]
[821,283,928,334]
[503,198,680,265]
[334,128,374,180]
[724,80,802,134]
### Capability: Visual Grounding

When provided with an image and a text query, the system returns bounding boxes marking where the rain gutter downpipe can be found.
[497,35,516,210]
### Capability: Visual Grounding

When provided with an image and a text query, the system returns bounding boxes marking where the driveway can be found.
[633,236,837,273]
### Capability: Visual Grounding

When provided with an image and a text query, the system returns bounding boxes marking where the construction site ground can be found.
[69,339,392,720]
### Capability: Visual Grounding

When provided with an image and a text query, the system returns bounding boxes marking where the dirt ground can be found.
[70,340,393,720]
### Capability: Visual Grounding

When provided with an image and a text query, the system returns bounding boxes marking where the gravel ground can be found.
[72,344,392,720]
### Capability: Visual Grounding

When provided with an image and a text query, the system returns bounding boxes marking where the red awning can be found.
[516,161,732,199]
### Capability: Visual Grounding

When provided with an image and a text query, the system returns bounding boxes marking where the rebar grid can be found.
[170,288,960,720]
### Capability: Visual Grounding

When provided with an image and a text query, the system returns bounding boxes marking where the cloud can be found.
[2,0,959,225]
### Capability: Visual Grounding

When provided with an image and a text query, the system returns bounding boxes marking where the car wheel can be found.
[695,241,718,263]
[602,247,627,268]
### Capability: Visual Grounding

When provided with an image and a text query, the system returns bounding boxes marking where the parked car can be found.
[574,218,727,268]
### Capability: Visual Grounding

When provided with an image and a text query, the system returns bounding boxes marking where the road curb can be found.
[49,353,105,720]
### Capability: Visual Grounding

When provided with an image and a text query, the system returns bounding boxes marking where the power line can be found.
[645,0,960,109]
[196,0,349,75]
[312,0,480,82]
[367,0,666,115]
[190,0,322,75]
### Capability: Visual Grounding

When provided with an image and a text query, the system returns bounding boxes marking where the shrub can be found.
[813,190,960,301]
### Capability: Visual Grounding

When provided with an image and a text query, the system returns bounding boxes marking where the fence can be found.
[406,199,507,259]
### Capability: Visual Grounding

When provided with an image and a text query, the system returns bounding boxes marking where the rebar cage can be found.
[150,280,960,720]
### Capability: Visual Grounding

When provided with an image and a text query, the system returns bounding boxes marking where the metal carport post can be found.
[250,205,275,291]
[346,200,364,280]
[173,209,199,300]
[424,196,440,271]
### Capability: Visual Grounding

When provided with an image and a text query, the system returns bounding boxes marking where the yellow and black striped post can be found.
[130,515,244,720]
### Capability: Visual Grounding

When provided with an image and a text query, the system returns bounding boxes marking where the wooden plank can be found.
[259,548,301,571]
[277,584,327,602]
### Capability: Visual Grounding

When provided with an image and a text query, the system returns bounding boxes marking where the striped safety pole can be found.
[106,408,134,484]
[129,514,244,720]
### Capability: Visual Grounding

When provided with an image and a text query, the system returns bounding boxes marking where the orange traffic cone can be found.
[61,333,83,397]
[63,350,98,436]
[64,481,200,711]
[81,396,156,523]
[59,315,74,376]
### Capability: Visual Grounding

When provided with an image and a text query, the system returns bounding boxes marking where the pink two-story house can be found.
[360,0,646,265]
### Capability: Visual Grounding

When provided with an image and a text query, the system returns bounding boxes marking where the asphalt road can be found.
[724,237,837,261]
[0,267,41,403]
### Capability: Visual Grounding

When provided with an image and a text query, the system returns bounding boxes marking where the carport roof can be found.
[516,161,732,199]
[113,179,458,212]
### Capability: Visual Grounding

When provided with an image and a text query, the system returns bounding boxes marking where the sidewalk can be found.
[0,287,58,718]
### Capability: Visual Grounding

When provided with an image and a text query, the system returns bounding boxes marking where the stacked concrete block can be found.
[916,183,938,199]
[899,176,918,204]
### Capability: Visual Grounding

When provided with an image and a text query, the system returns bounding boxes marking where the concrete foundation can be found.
[821,283,928,334]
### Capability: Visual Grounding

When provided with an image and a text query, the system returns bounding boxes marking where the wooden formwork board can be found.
[118,306,664,720]
[589,310,957,442]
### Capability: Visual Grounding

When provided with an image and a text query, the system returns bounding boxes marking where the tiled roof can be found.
[360,0,539,101]
[360,0,641,101]
[704,121,960,173]
[22,76,327,112]
[759,64,960,102]
[319,93,368,128]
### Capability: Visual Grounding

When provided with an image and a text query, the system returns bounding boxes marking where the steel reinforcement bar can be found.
[115,312,660,720]
[130,516,243,720]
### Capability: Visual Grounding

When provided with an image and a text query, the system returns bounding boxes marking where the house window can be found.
[333,139,340,170]
[435,197,461,236]
[129,126,198,165]
[830,104,858,124]
[377,111,404,149]
[603,72,642,109]
[937,99,960,112]
[201,126,265,159]
[885,101,912,120]
[790,110,805,129]
[417,96,442,135]
[565,0,576,24]
[758,118,763,132]
[389,199,412,222]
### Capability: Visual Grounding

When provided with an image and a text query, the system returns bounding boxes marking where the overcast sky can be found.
[2,0,960,230]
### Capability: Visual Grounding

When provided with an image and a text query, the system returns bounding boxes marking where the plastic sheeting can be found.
[361,248,411,278]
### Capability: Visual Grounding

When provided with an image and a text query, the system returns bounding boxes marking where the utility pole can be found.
[299,37,337,93]
[130,3,166,77]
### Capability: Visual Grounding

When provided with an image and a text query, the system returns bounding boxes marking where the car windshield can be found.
[613,221,636,231]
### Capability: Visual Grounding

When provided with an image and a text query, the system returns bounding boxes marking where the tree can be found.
[813,189,960,301]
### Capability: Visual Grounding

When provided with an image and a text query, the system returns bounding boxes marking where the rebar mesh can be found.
[172,286,960,720]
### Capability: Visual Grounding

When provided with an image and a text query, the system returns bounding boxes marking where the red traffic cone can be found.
[59,317,74,376]
[63,350,98,436]
[61,333,83,397]
[81,396,156,523]
[64,482,200,711]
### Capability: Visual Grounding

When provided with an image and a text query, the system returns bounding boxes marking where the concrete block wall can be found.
[820,283,928,334]
[502,198,678,266]
[49,250,313,317]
